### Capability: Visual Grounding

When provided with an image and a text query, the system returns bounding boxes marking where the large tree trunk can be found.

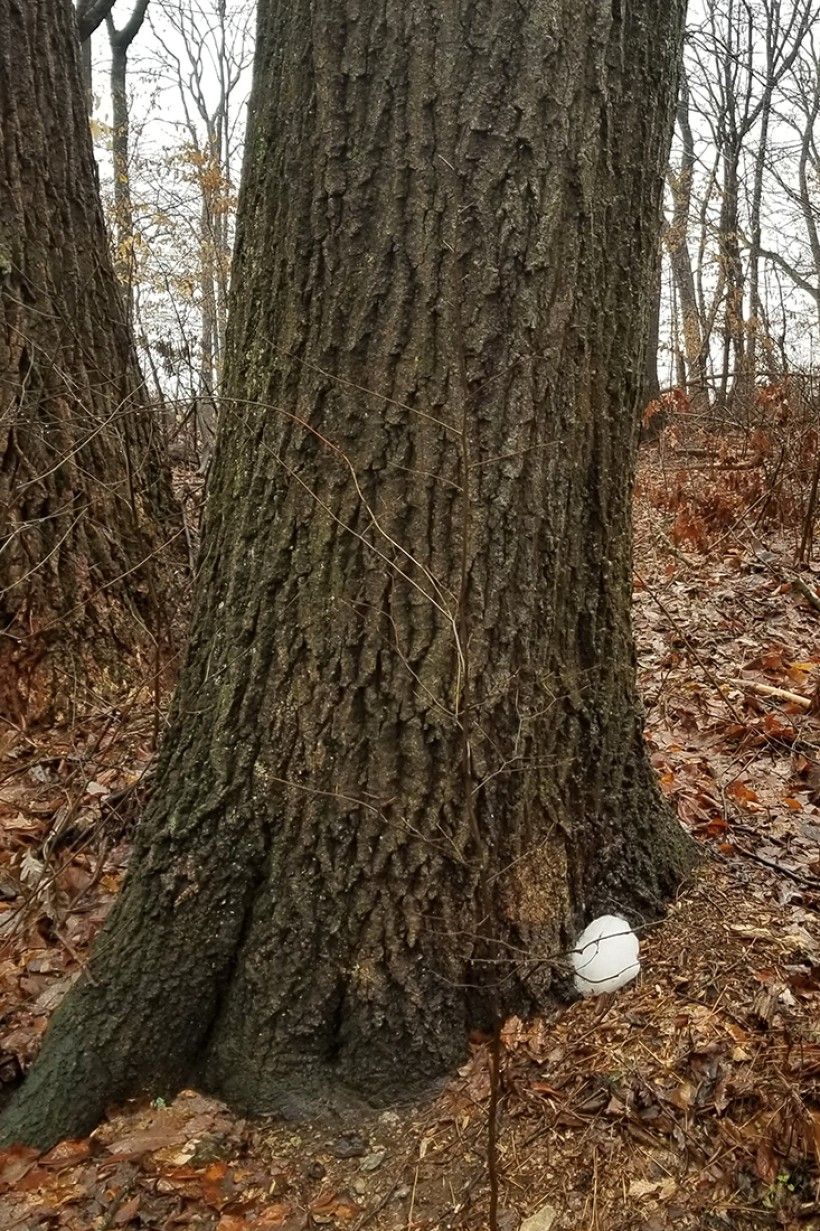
[0,0,170,721]
[0,0,693,1150]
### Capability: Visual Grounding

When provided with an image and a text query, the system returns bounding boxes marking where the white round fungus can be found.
[571,914,640,997]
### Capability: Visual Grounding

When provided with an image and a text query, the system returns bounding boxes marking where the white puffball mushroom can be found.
[571,914,640,997]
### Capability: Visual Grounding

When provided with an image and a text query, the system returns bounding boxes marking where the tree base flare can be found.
[0,781,694,1151]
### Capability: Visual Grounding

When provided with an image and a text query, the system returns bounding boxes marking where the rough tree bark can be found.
[0,0,693,1149]
[0,0,170,721]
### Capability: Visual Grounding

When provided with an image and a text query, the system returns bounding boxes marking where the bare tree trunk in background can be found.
[795,75,820,345]
[744,2,817,396]
[665,70,708,406]
[0,0,693,1152]
[196,183,219,453]
[0,0,171,722]
[761,37,820,341]
[644,247,662,406]
[746,80,773,391]
[79,34,93,113]
[106,1,151,314]
[640,248,667,441]
[151,0,250,466]
[690,0,817,410]
[74,0,117,112]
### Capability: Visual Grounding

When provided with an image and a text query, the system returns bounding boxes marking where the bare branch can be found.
[75,0,117,42]
[107,0,151,50]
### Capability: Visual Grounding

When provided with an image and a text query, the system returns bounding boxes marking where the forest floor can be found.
[1,440,819,1231]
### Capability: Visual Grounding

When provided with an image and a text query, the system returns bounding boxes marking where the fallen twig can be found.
[731,840,820,888]
[727,678,811,710]
[790,574,820,614]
